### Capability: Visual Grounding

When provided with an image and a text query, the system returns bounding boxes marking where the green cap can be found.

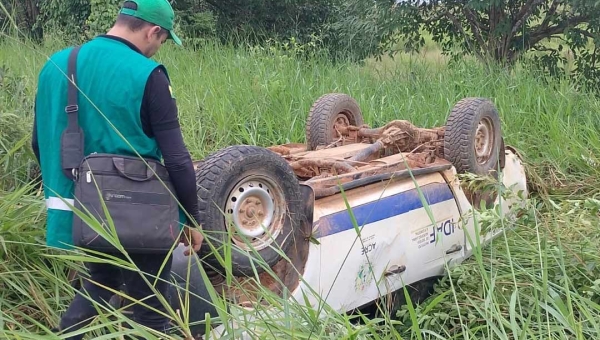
[119,0,182,46]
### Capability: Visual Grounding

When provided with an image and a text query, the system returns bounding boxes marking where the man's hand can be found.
[181,226,203,256]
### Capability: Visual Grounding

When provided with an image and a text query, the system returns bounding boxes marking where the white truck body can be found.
[199,148,528,339]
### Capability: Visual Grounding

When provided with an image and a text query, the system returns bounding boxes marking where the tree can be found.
[203,0,339,44]
[36,0,90,42]
[384,0,600,90]
[0,0,42,41]
[23,0,42,41]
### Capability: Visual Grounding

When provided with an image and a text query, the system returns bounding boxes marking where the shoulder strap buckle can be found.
[65,104,79,114]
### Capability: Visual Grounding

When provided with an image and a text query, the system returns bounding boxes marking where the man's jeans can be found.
[58,253,173,339]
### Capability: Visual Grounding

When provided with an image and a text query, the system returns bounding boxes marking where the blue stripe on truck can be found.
[315,182,455,238]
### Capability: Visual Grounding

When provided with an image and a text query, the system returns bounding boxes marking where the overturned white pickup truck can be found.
[167,93,529,339]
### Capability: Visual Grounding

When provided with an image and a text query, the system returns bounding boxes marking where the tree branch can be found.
[423,10,447,25]
[540,0,560,31]
[531,46,555,52]
[462,5,487,53]
[444,9,467,37]
[525,15,590,49]
[489,2,506,60]
[489,2,504,34]
[507,14,589,63]
[24,0,39,27]
[571,27,598,41]
[511,0,544,36]
[443,8,483,60]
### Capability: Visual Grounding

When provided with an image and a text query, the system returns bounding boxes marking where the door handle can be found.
[384,265,406,277]
[445,244,463,255]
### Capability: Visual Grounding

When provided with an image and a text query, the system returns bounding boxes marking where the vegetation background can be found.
[1,0,599,339]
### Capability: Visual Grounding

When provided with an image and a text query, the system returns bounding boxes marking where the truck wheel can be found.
[444,98,503,177]
[196,145,304,276]
[306,93,364,150]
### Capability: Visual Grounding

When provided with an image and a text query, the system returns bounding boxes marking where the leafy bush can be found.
[320,1,400,62]
[37,0,90,43]
[84,0,121,40]
[174,10,217,49]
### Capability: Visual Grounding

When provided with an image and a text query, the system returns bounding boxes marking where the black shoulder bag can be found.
[62,46,181,254]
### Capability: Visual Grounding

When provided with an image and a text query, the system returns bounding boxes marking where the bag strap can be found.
[66,45,82,132]
[60,45,84,180]
[112,157,158,182]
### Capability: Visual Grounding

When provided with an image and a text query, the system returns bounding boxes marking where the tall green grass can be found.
[0,33,599,339]
[159,39,600,198]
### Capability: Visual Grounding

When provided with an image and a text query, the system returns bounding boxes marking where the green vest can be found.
[35,36,180,250]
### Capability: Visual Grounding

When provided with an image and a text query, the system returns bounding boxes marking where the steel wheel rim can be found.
[475,117,494,164]
[225,175,285,251]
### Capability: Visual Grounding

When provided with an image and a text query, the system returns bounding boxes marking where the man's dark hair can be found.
[116,1,167,35]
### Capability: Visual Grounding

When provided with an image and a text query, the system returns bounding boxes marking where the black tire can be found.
[196,145,304,276]
[444,98,503,177]
[306,93,364,150]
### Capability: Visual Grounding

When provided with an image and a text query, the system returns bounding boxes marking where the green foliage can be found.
[2,24,600,339]
[395,197,600,338]
[0,1,20,36]
[37,0,90,43]
[172,0,215,39]
[5,0,599,95]
[0,64,37,192]
[174,10,217,48]
[84,0,121,40]
[206,0,339,46]
[0,0,44,41]
[247,34,330,62]
[382,0,600,92]
[320,1,401,62]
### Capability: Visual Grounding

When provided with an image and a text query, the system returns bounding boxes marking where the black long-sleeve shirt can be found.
[32,35,201,226]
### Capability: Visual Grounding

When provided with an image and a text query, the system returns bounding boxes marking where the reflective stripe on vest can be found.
[46,197,74,211]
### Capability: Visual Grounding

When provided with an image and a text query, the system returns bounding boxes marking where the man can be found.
[32,0,203,337]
